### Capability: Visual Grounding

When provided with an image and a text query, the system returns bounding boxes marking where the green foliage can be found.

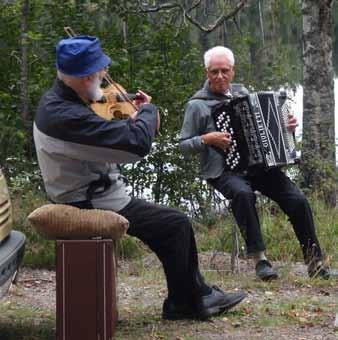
[118,236,146,260]
[0,303,54,340]
[197,194,338,264]
[0,1,336,224]
[10,189,55,269]
[299,149,338,207]
[230,0,302,90]
[7,182,338,270]
[0,0,312,216]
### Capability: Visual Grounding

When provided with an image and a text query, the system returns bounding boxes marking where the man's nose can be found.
[216,71,226,79]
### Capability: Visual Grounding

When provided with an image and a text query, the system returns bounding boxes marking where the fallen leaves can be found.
[282,303,329,327]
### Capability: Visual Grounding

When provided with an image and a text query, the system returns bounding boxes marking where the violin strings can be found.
[105,74,137,110]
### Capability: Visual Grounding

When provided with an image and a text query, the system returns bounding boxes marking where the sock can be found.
[252,251,267,265]
[196,270,212,296]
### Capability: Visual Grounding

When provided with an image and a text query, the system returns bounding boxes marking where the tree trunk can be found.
[301,0,336,206]
[20,0,29,121]
[153,161,164,204]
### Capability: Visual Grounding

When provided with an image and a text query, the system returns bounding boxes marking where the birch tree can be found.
[301,0,336,206]
[20,0,29,121]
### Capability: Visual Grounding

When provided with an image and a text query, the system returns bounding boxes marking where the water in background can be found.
[290,78,338,165]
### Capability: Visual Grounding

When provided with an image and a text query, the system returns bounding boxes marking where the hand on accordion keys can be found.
[287,113,298,133]
[201,131,232,150]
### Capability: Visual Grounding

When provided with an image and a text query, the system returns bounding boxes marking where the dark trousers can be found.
[118,198,206,305]
[208,168,323,263]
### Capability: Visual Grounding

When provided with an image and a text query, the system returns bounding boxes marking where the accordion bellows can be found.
[28,204,129,240]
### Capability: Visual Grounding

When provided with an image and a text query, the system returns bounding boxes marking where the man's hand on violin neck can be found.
[129,90,160,134]
[202,132,232,150]
[133,90,152,109]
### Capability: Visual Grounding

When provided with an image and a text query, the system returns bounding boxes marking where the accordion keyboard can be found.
[214,110,240,170]
[212,91,298,171]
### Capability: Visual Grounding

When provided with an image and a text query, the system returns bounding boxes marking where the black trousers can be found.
[208,168,323,263]
[118,198,206,305]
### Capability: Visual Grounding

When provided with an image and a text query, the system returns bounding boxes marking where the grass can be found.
[196,195,338,266]
[2,187,336,339]
[0,303,55,340]
[10,186,337,270]
[96,263,338,339]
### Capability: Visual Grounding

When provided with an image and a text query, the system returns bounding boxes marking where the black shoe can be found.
[162,298,197,320]
[255,260,278,281]
[196,286,247,320]
[308,261,330,280]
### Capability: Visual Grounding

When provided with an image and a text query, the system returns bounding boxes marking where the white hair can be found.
[57,70,67,80]
[203,46,235,68]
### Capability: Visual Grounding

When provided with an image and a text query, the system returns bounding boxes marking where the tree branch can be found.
[126,0,249,33]
[184,0,249,32]
[136,1,181,13]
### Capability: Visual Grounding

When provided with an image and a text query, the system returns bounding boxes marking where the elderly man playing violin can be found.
[33,35,246,321]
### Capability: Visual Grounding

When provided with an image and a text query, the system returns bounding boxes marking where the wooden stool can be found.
[229,213,240,274]
[209,197,241,274]
[56,238,118,340]
[28,204,129,340]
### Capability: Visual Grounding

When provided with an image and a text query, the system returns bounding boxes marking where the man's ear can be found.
[204,67,209,79]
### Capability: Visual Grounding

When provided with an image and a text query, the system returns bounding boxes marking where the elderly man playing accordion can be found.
[179,46,330,281]
[33,36,246,321]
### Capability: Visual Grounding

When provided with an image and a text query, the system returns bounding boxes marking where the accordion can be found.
[212,91,298,171]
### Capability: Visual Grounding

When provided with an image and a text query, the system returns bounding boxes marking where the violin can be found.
[90,74,138,120]
[64,26,138,120]
[91,85,136,120]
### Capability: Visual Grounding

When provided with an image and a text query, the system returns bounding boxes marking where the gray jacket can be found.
[179,80,249,179]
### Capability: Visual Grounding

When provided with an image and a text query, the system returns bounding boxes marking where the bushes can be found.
[11,182,337,269]
[196,194,337,264]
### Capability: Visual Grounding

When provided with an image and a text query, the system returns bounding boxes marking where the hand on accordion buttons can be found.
[202,131,232,150]
[287,114,298,133]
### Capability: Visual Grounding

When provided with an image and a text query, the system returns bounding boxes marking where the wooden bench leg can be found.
[56,239,117,340]
[230,224,240,274]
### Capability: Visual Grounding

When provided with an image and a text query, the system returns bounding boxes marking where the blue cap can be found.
[56,35,111,77]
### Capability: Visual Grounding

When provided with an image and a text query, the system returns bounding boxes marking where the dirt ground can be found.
[1,252,337,340]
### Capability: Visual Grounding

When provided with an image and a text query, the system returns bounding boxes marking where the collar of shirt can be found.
[225,90,232,98]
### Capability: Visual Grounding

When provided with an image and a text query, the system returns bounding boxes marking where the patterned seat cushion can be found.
[28,204,129,240]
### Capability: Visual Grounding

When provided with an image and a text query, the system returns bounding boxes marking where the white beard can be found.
[88,75,104,102]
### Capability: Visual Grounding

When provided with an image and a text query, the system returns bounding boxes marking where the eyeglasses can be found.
[208,67,233,76]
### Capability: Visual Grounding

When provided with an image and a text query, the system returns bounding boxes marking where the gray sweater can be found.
[179,80,248,179]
